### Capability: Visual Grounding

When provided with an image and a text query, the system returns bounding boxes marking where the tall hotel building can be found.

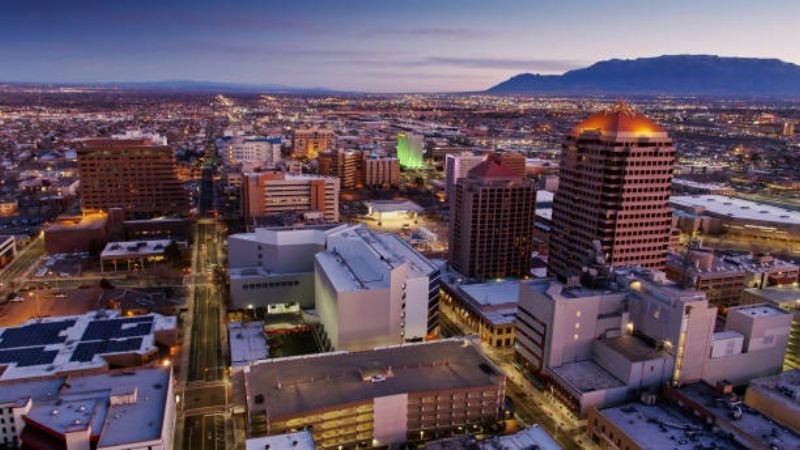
[449,155,537,280]
[293,128,336,159]
[548,102,675,279]
[77,137,190,217]
[242,172,340,224]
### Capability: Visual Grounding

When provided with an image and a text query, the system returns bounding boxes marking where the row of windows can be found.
[242,280,300,290]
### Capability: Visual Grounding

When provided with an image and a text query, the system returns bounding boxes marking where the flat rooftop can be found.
[597,335,671,363]
[670,195,800,226]
[246,430,316,450]
[244,339,504,419]
[317,225,437,292]
[548,360,625,393]
[729,303,788,319]
[678,381,800,449]
[364,199,423,214]
[101,239,172,259]
[460,280,520,308]
[748,369,800,411]
[600,402,740,450]
[22,367,171,448]
[229,322,269,367]
[0,311,175,381]
[743,285,800,307]
[672,178,734,191]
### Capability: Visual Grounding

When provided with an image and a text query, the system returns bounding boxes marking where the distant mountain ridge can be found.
[3,80,338,94]
[486,55,800,96]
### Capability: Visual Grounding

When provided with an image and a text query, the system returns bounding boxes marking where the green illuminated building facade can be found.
[397,133,425,168]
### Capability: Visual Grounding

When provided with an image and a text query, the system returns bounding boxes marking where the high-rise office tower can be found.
[396,132,425,168]
[449,154,537,280]
[548,101,675,279]
[77,137,190,218]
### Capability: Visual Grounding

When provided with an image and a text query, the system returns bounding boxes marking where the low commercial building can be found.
[588,401,741,450]
[246,431,316,450]
[666,381,800,450]
[745,369,800,434]
[242,340,506,449]
[665,249,747,312]
[439,271,519,350]
[666,249,799,313]
[671,195,800,243]
[424,425,560,450]
[229,321,269,371]
[363,200,423,226]
[100,239,175,272]
[13,367,175,450]
[0,311,177,381]
[672,178,736,196]
[44,212,109,255]
[741,285,800,370]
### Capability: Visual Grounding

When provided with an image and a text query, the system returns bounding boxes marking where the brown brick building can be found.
[449,155,537,280]
[77,138,190,218]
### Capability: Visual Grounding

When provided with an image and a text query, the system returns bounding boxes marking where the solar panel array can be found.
[0,347,58,367]
[0,315,157,369]
[71,338,145,363]
[81,316,154,341]
[0,320,77,349]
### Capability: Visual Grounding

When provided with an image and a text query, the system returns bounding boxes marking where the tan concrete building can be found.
[741,285,800,370]
[243,340,506,449]
[549,102,675,279]
[293,128,336,159]
[77,138,190,217]
[449,155,537,280]
[242,172,340,224]
[745,369,800,434]
[362,153,400,187]
[318,149,400,188]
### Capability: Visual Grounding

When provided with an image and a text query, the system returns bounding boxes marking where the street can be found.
[178,219,231,449]
[438,311,598,450]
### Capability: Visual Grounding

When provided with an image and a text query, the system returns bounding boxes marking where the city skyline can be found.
[2,0,800,92]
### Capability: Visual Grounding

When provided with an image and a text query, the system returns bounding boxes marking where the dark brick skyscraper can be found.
[77,138,190,218]
[548,101,675,279]
[449,154,537,280]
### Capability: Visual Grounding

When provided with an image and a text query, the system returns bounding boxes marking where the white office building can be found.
[314,225,440,351]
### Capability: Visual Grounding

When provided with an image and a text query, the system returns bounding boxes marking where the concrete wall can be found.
[314,260,340,349]
[373,394,409,445]
[337,288,396,351]
[227,235,323,271]
[404,275,429,341]
[703,345,786,385]
[229,272,315,309]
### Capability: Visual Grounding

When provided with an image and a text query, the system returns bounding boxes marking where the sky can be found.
[1,0,798,92]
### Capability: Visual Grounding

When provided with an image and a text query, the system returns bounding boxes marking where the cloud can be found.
[357,27,489,39]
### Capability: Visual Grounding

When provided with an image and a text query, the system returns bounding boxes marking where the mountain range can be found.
[486,55,800,97]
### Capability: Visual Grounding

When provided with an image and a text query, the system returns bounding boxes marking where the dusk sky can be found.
[2,0,799,92]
